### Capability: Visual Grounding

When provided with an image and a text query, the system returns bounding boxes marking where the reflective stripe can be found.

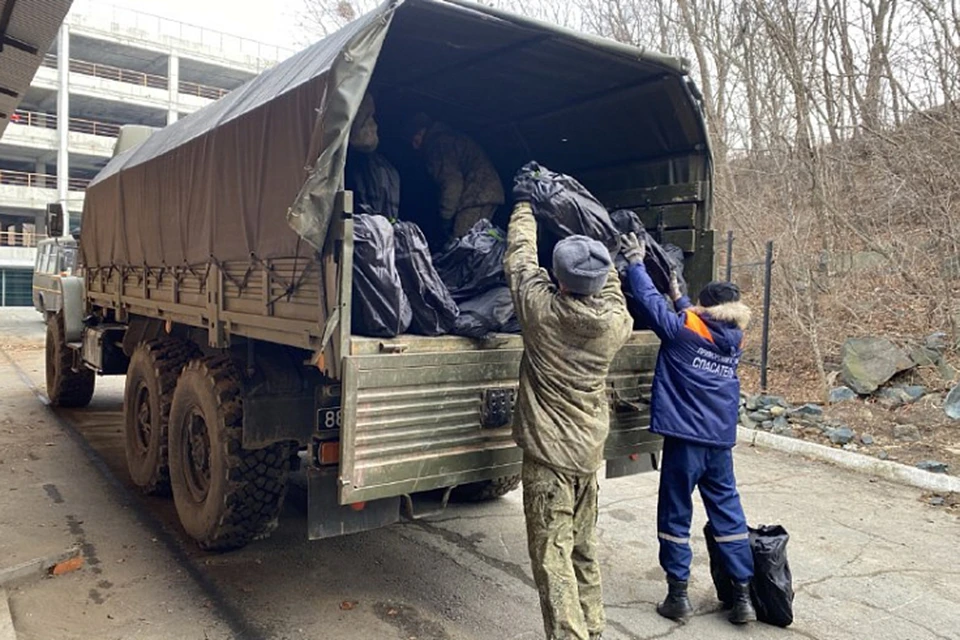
[714,532,750,543]
[658,532,691,545]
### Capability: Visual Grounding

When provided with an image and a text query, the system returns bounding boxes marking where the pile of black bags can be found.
[351,161,689,339]
[434,219,520,339]
[352,215,520,339]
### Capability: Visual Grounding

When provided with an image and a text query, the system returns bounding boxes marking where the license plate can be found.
[318,407,342,430]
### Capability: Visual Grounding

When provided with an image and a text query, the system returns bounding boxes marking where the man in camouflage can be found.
[505,184,633,640]
[407,113,505,239]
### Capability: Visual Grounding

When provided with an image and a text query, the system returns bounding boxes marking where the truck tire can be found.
[451,474,522,502]
[123,339,199,495]
[168,355,290,551]
[45,312,95,408]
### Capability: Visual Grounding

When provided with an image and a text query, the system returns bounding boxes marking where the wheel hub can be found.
[182,408,211,503]
[133,383,152,453]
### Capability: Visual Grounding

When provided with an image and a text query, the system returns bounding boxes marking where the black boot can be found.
[657,578,694,623]
[728,582,757,625]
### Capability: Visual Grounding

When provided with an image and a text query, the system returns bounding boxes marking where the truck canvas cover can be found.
[81,0,709,273]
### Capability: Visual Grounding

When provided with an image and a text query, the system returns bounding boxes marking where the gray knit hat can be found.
[553,235,611,296]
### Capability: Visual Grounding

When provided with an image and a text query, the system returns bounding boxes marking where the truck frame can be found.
[46,0,716,550]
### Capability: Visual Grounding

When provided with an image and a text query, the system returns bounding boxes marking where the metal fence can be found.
[0,170,90,192]
[42,54,229,100]
[0,231,46,248]
[10,108,121,138]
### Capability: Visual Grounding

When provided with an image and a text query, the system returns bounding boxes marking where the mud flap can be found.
[307,465,400,540]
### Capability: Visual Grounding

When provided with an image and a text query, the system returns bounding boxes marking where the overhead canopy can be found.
[82,0,709,270]
[0,0,73,137]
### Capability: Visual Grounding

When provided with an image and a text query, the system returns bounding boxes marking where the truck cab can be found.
[32,235,78,319]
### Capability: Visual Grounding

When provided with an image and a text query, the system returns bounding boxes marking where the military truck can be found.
[48,0,716,551]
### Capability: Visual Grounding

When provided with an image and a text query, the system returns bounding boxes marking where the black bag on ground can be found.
[432,219,508,302]
[352,214,412,338]
[453,287,520,339]
[514,161,620,254]
[705,523,795,628]
[749,525,794,627]
[610,209,687,297]
[394,221,459,336]
[345,151,401,218]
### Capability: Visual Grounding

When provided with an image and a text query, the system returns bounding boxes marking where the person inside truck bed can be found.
[345,93,401,218]
[406,112,504,240]
[506,176,633,640]
[620,232,757,626]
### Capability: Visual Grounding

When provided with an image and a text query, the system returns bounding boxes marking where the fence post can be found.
[725,230,734,282]
[760,240,774,392]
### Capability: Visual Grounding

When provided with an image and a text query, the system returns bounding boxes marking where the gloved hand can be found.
[668,271,683,301]
[621,232,645,265]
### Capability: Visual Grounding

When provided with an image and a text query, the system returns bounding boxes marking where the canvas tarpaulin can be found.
[80,2,395,269]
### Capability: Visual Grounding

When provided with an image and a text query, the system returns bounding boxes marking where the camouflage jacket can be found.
[505,203,633,474]
[423,123,505,220]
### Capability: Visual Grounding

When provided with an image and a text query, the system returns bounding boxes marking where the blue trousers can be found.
[657,436,754,583]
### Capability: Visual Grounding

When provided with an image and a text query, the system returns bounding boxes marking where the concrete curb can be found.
[738,426,960,494]
[0,589,15,640]
[0,548,80,589]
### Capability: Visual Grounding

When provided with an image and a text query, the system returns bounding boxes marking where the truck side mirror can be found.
[46,203,64,238]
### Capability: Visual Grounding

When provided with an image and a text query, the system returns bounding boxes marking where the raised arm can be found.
[504,202,553,327]
[620,233,690,342]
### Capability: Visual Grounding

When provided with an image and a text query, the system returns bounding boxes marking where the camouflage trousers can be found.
[523,456,604,640]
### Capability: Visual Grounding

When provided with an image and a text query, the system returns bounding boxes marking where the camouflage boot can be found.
[656,578,694,623]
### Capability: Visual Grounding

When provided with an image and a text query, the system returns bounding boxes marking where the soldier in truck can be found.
[406,112,505,240]
[505,181,633,640]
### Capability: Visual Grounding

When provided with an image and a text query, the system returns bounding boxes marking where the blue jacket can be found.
[626,263,752,448]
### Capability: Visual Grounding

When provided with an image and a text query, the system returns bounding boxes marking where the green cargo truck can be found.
[46,0,716,550]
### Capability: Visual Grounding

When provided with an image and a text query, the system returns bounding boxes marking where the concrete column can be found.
[56,24,70,237]
[167,53,180,125]
[35,162,47,189]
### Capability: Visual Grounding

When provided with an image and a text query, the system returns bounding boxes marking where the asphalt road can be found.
[1,308,958,640]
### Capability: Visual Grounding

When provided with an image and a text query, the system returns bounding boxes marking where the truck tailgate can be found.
[339,333,661,504]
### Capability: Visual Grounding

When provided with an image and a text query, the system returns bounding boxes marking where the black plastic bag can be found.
[514,161,620,254]
[433,219,508,302]
[705,523,795,628]
[749,525,794,628]
[394,221,459,336]
[346,151,401,218]
[352,214,412,338]
[610,209,687,297]
[453,287,520,339]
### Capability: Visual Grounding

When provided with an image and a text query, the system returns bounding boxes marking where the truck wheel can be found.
[168,355,290,551]
[123,339,198,495]
[451,474,522,502]
[45,312,95,408]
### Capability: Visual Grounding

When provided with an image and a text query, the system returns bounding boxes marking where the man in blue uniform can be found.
[620,232,756,626]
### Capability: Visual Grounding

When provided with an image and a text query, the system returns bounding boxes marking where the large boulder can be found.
[946,385,960,420]
[840,337,913,395]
